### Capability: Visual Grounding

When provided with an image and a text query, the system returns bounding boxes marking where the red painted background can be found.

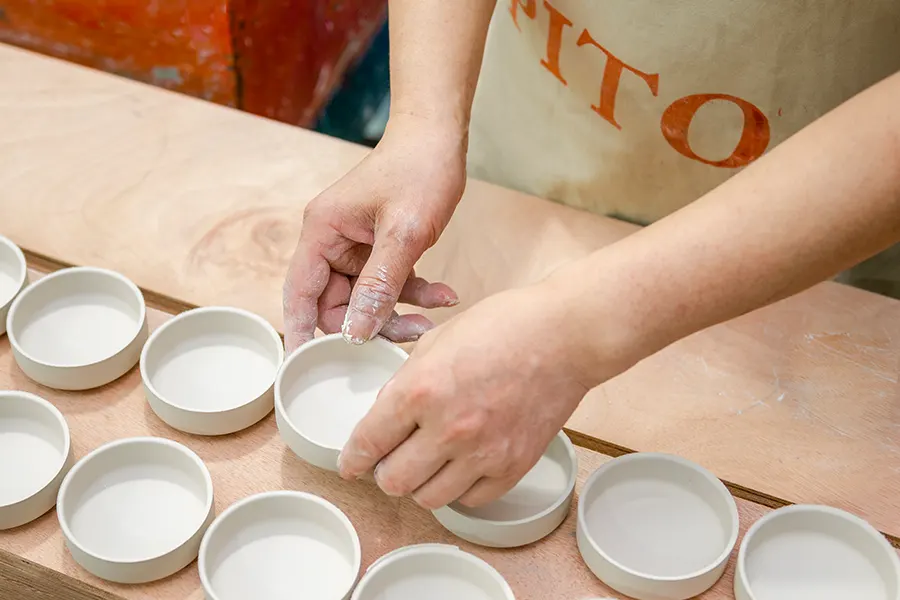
[0,0,387,126]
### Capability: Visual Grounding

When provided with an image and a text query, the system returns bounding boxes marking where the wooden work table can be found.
[0,42,898,597]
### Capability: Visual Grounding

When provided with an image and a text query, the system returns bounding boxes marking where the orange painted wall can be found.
[0,0,386,126]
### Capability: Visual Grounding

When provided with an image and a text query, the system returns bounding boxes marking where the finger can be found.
[398,277,459,309]
[373,428,449,498]
[455,475,520,508]
[379,312,434,343]
[338,376,418,479]
[317,273,352,334]
[342,220,430,344]
[411,460,484,510]
[283,240,331,352]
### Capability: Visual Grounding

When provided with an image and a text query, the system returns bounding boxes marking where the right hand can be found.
[283,116,467,352]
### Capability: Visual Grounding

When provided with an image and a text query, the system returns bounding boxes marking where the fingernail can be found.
[342,308,377,345]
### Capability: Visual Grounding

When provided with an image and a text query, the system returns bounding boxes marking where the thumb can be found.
[342,219,429,344]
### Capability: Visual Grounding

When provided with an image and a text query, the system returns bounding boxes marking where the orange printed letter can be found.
[540,1,573,85]
[577,29,659,129]
[660,94,770,168]
[509,0,536,30]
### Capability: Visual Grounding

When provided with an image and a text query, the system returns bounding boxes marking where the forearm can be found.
[566,70,900,373]
[387,0,495,135]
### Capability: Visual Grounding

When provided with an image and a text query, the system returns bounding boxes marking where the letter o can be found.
[660,93,770,168]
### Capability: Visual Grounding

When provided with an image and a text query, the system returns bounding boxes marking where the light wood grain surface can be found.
[0,274,775,600]
[0,43,898,539]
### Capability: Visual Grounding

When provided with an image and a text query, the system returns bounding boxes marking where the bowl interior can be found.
[448,433,574,522]
[59,440,211,562]
[742,508,899,600]
[10,269,144,367]
[279,336,406,450]
[0,393,68,506]
[144,309,283,412]
[354,548,510,600]
[581,455,737,579]
[202,493,359,600]
[0,237,25,307]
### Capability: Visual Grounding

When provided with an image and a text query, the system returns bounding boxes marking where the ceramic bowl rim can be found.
[352,543,515,600]
[7,266,147,369]
[0,233,27,308]
[437,431,577,528]
[56,436,214,565]
[140,305,285,414]
[198,490,362,600]
[577,451,740,582]
[274,332,409,452]
[0,390,71,509]
[735,503,900,599]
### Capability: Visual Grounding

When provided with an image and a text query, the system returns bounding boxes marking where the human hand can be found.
[283,116,467,352]
[336,277,638,509]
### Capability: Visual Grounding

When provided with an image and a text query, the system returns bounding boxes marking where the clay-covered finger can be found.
[317,272,352,334]
[378,312,434,343]
[283,240,331,352]
[342,220,430,344]
[398,277,459,309]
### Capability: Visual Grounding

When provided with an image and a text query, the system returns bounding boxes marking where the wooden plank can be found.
[0,43,898,539]
[0,270,774,600]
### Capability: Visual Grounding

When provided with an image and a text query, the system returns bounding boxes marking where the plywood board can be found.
[0,44,898,538]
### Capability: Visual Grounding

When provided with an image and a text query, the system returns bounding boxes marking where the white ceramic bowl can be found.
[6,266,148,390]
[577,452,739,600]
[199,491,361,600]
[433,431,577,548]
[57,437,214,583]
[275,333,408,471]
[352,544,515,600]
[0,234,28,336]
[141,306,284,435]
[735,504,900,600]
[0,391,73,529]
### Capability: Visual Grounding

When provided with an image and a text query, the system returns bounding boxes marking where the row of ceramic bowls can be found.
[2,233,899,599]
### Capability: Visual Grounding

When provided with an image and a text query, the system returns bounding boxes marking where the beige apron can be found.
[469,0,900,225]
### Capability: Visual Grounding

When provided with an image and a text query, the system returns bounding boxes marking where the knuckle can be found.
[384,216,434,250]
[353,276,397,313]
[441,411,488,445]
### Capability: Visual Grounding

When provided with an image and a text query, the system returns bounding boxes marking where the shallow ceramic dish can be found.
[433,431,576,548]
[57,437,214,584]
[352,544,515,600]
[577,452,739,600]
[275,333,408,471]
[0,391,73,529]
[199,491,361,600]
[735,504,900,600]
[141,306,284,435]
[7,266,148,390]
[0,234,28,336]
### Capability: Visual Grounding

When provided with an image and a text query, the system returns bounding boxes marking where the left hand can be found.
[337,278,631,509]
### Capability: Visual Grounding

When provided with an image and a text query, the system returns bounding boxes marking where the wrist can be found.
[383,109,469,154]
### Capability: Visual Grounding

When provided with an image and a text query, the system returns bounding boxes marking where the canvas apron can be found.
[469,0,900,223]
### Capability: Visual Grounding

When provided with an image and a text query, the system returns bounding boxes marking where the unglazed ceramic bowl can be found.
[7,266,148,390]
[275,333,407,471]
[141,306,284,435]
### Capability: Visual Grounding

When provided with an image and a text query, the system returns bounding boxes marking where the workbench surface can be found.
[0,42,898,598]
